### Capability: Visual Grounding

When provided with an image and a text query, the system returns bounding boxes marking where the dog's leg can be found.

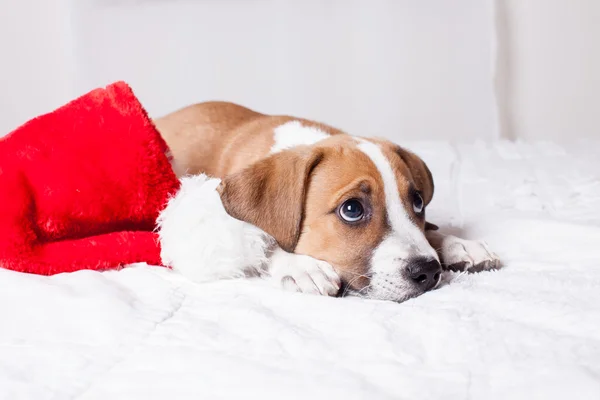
[426,228,501,272]
[268,248,341,296]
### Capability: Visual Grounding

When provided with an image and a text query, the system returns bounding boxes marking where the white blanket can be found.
[2,140,600,400]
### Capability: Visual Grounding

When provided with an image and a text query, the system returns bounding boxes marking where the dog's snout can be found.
[406,258,441,292]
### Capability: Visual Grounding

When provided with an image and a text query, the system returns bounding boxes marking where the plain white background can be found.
[0,0,598,142]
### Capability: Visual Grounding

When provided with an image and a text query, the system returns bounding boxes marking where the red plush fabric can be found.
[0,81,180,275]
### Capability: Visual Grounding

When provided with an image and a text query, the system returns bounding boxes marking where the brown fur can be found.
[155,102,344,177]
[218,145,324,252]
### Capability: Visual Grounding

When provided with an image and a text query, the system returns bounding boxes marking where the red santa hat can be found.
[0,82,180,274]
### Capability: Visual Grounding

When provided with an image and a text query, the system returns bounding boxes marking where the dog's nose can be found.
[406,258,442,292]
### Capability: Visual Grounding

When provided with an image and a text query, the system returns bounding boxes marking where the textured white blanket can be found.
[2,140,600,400]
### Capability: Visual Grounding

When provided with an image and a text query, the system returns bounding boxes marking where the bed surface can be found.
[2,140,600,400]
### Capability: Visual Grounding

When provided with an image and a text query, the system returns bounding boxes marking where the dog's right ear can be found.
[395,146,435,205]
[217,147,324,253]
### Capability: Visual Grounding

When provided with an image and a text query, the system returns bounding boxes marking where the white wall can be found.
[1,0,599,142]
[497,0,600,141]
[0,0,76,135]
[70,0,496,142]
[0,0,497,142]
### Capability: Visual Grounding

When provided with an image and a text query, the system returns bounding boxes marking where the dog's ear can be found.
[395,147,435,205]
[218,146,324,253]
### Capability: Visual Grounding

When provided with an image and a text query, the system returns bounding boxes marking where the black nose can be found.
[406,258,442,292]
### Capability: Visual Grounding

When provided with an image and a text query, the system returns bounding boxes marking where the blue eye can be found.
[339,199,364,223]
[413,191,424,214]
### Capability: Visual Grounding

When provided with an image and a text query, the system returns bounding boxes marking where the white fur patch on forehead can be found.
[270,121,330,154]
[356,140,413,233]
[356,139,435,256]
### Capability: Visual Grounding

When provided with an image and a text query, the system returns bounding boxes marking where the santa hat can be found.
[0,82,180,274]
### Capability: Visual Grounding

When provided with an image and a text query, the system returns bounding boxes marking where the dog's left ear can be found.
[396,147,435,205]
[217,146,324,253]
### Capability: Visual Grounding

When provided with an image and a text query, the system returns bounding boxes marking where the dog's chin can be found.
[369,288,424,303]
[341,279,424,303]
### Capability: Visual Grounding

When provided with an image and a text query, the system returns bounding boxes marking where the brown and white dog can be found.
[155,102,500,302]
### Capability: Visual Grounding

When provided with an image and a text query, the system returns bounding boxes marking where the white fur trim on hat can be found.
[156,174,274,283]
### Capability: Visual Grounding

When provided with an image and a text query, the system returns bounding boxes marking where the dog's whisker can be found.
[341,273,372,297]
[341,276,363,297]
[355,283,372,297]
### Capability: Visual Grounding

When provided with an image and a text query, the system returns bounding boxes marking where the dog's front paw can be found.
[268,249,341,296]
[439,236,501,273]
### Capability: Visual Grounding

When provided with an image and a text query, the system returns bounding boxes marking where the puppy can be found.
[155,102,500,302]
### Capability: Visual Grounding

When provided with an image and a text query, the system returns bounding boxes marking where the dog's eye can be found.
[339,199,364,223]
[413,191,424,214]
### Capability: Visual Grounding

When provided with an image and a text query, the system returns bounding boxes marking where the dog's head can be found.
[218,134,441,302]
